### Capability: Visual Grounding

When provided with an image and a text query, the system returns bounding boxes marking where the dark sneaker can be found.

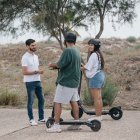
[38,119,46,124]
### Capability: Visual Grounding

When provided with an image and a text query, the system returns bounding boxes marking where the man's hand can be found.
[48,63,58,69]
[38,69,44,74]
[34,69,44,74]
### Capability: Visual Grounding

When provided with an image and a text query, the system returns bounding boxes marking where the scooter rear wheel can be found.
[109,107,123,120]
[46,117,54,128]
[90,120,101,132]
[71,107,83,119]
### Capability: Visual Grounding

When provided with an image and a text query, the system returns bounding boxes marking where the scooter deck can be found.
[60,120,91,125]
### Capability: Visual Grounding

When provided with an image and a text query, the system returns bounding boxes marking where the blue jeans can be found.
[25,81,44,120]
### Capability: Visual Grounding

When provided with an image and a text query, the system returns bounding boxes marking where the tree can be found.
[87,0,138,39]
[0,0,139,47]
[31,0,91,49]
[0,0,89,49]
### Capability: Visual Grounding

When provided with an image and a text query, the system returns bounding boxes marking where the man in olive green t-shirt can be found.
[47,32,81,133]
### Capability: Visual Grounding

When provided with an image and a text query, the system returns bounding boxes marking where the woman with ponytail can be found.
[81,39,106,121]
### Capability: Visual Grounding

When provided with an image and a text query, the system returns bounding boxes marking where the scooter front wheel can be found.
[89,120,101,132]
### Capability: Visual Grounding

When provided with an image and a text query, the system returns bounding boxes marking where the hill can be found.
[0,38,140,110]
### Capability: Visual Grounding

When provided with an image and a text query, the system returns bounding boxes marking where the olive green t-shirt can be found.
[56,47,81,88]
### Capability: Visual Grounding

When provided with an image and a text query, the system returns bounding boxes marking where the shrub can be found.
[102,78,119,106]
[134,44,140,49]
[126,36,136,43]
[0,88,20,106]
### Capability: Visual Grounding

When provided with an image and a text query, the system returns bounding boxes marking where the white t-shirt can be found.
[21,52,41,82]
[84,53,100,78]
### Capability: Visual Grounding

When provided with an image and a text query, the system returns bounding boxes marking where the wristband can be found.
[34,71,38,74]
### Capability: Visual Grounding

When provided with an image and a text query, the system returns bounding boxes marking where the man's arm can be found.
[48,49,70,69]
[22,66,43,75]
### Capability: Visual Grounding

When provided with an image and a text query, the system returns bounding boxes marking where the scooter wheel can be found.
[90,120,101,132]
[71,107,83,119]
[110,107,123,120]
[46,117,54,128]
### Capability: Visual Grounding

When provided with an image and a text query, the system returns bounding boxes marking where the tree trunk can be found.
[95,16,104,39]
[53,33,64,50]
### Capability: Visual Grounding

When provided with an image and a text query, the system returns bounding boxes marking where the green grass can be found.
[0,88,20,106]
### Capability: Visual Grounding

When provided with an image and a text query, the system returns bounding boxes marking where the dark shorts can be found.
[88,71,106,88]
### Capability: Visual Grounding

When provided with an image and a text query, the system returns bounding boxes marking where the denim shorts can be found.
[88,71,106,88]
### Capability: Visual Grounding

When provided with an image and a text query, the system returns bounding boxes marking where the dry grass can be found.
[0,39,140,110]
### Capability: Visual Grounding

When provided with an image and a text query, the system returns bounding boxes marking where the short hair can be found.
[64,32,76,43]
[25,39,35,46]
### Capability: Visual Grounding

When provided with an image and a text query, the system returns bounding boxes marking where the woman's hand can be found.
[81,66,86,71]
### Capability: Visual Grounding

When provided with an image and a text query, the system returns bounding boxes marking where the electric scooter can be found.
[70,71,123,120]
[46,69,101,132]
[71,101,123,120]
[46,116,101,132]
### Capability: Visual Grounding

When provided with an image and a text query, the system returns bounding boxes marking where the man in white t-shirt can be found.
[21,39,45,126]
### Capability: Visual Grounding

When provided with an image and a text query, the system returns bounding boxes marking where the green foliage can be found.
[102,78,119,106]
[0,88,20,106]
[126,36,136,43]
[134,44,140,49]
[0,0,138,46]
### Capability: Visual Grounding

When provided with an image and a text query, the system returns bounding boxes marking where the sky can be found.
[0,3,140,44]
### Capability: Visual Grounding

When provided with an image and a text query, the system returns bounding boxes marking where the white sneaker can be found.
[29,119,38,126]
[38,119,46,124]
[88,116,103,122]
[46,123,62,133]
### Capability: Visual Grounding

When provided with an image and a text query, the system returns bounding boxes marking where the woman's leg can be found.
[90,88,103,116]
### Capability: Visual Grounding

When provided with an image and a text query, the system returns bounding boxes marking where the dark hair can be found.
[96,50,104,69]
[87,39,104,69]
[25,39,35,46]
[64,32,76,43]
